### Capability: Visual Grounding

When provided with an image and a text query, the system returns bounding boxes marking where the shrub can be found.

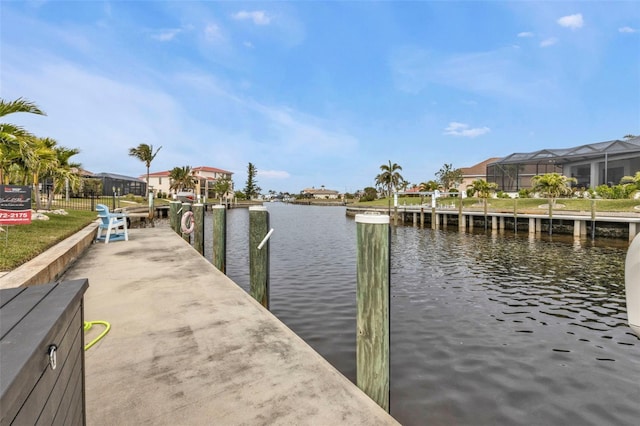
[595,184,634,199]
[518,189,530,198]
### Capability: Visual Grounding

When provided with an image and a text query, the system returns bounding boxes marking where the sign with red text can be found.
[0,185,32,225]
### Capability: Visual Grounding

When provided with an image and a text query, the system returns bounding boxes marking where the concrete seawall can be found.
[0,222,98,289]
[60,227,398,425]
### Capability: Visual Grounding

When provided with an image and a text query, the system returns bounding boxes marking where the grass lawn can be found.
[1,210,98,272]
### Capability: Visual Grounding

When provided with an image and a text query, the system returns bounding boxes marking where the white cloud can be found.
[258,170,290,179]
[151,28,181,42]
[204,23,224,42]
[619,26,638,33]
[540,37,558,47]
[444,122,490,138]
[232,10,271,26]
[517,32,534,38]
[557,13,584,30]
[243,41,254,48]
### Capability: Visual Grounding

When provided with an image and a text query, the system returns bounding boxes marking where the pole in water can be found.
[514,198,518,234]
[591,199,596,240]
[249,206,270,309]
[355,214,390,412]
[211,204,226,273]
[548,199,553,236]
[193,203,205,255]
[169,201,181,234]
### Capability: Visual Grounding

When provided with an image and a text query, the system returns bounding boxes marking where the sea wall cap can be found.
[355,214,390,224]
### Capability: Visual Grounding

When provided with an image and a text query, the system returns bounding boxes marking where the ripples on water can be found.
[204,204,640,425]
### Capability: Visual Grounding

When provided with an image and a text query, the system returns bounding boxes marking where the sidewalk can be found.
[62,227,398,425]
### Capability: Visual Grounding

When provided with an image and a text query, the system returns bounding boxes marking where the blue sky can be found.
[2,1,639,194]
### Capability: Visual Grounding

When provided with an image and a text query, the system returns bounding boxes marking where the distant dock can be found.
[346,205,640,241]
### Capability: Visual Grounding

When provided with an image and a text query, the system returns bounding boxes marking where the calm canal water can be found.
[203,203,639,425]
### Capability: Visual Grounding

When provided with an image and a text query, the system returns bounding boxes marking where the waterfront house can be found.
[145,166,234,201]
[487,136,640,192]
[301,187,341,199]
[459,157,502,194]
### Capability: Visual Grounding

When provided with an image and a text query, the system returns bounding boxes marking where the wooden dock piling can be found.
[181,203,192,243]
[431,207,436,230]
[148,189,155,220]
[458,199,464,231]
[211,205,226,273]
[169,201,181,234]
[193,203,205,255]
[355,214,390,412]
[249,206,270,309]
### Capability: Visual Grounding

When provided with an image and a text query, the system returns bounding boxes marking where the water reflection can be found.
[205,204,640,426]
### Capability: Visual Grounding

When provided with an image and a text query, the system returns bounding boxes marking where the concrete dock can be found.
[57,226,398,425]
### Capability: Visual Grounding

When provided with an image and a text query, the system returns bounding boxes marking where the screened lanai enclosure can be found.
[487,136,640,192]
[91,172,147,196]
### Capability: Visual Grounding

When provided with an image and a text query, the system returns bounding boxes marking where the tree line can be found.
[1,98,82,209]
[368,157,640,204]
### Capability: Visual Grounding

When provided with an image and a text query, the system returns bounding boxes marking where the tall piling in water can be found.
[249,206,270,309]
[148,189,155,223]
[193,203,205,255]
[458,197,464,231]
[355,214,390,412]
[211,205,226,273]
[169,201,181,234]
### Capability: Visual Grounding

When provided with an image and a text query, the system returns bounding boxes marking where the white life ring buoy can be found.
[181,211,195,234]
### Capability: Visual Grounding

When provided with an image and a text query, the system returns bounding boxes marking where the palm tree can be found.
[531,173,577,207]
[169,166,196,194]
[470,178,498,215]
[28,138,57,209]
[419,180,439,191]
[375,160,404,198]
[44,144,81,209]
[128,143,162,198]
[0,97,46,184]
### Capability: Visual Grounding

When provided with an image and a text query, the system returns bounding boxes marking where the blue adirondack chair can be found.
[96,204,128,243]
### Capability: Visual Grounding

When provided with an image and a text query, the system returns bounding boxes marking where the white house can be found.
[145,166,234,200]
[301,187,340,199]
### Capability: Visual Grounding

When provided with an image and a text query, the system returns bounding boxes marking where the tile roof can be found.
[460,157,502,176]
[192,166,233,175]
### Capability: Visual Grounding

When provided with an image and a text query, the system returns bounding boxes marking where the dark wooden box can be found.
[1,279,89,425]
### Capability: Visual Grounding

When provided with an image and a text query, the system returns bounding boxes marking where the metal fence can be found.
[36,190,122,212]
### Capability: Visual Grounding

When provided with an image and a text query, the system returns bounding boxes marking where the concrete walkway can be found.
[61,227,398,425]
